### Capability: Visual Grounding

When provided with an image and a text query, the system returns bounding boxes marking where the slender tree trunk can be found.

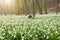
[24,0,27,15]
[56,0,59,14]
[4,4,7,16]
[22,0,28,15]
[24,0,29,15]
[32,0,36,17]
[37,0,42,14]
[44,0,47,14]
[15,0,20,15]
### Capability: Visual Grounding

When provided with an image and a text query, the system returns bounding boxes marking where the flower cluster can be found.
[0,16,60,40]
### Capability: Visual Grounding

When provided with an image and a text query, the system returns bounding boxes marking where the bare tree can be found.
[32,0,42,17]
[56,0,59,14]
[37,0,42,14]
[15,0,20,15]
[22,0,28,15]
[44,0,47,14]
[32,0,36,17]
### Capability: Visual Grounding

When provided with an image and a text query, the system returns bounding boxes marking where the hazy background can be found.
[0,0,60,15]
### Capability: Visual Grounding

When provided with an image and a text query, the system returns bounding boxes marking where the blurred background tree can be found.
[15,0,20,15]
[0,0,60,16]
[44,0,47,14]
[56,0,59,14]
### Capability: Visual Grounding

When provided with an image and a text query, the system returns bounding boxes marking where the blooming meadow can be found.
[0,16,60,40]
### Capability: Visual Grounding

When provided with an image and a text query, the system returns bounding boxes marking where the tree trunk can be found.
[44,0,47,14]
[37,0,42,14]
[15,0,20,15]
[56,0,59,14]
[32,0,36,17]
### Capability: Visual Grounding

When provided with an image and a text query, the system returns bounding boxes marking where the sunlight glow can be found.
[4,0,12,5]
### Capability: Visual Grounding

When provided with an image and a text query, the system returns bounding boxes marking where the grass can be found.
[0,15,60,40]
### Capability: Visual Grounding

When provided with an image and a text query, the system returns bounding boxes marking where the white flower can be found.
[51,33,53,35]
[8,31,11,34]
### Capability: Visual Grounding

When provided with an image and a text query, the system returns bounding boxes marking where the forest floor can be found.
[0,14,60,40]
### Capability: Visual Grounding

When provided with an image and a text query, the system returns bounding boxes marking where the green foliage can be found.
[0,16,60,40]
